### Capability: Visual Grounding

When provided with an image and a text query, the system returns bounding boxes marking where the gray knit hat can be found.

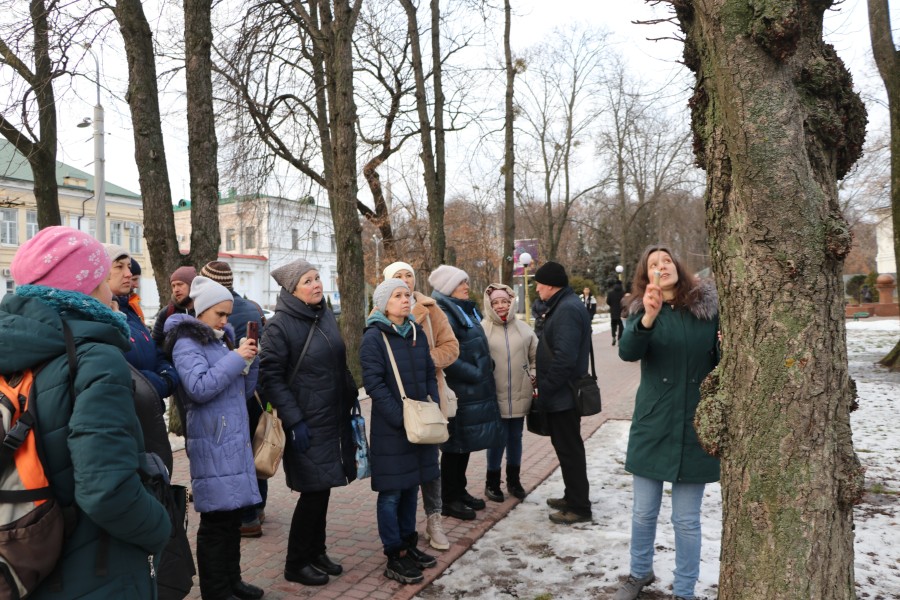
[190,276,233,317]
[373,278,409,313]
[271,258,316,292]
[428,265,468,296]
[102,243,130,263]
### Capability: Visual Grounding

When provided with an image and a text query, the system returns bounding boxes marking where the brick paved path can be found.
[173,329,639,599]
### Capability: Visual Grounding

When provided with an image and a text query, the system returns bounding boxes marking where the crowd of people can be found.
[0,226,720,600]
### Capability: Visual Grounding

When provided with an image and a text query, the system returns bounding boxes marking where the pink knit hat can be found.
[10,226,110,293]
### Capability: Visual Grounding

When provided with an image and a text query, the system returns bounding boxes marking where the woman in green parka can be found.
[614,245,720,600]
[0,227,171,600]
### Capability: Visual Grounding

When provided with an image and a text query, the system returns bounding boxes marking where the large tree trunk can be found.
[868,0,900,371]
[184,0,221,268]
[114,0,183,308]
[0,0,61,228]
[678,1,866,597]
[500,0,515,285]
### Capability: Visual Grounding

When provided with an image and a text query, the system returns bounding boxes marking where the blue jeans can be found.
[486,417,524,471]
[629,475,706,598]
[377,487,418,555]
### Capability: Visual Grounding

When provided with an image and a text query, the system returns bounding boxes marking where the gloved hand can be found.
[290,421,311,454]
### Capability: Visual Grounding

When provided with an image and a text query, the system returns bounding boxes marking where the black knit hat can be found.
[533,261,568,288]
[130,258,141,276]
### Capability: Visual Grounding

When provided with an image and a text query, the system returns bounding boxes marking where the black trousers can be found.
[286,489,331,570]
[611,318,624,340]
[547,408,591,516]
[197,509,242,600]
[440,451,471,503]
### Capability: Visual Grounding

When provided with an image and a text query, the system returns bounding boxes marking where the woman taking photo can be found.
[481,284,538,502]
[429,265,502,521]
[164,276,263,600]
[360,278,441,585]
[259,259,358,587]
[614,246,720,600]
[382,261,459,551]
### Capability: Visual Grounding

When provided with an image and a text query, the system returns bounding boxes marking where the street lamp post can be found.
[78,45,105,242]
[520,252,533,325]
[372,234,382,284]
[616,264,624,281]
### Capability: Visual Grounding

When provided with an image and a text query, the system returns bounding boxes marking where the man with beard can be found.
[152,266,197,345]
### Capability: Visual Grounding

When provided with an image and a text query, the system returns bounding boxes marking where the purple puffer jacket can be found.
[165,314,261,513]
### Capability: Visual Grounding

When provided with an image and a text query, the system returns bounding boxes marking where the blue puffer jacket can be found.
[164,314,261,513]
[117,294,179,403]
[432,292,503,453]
[360,312,440,492]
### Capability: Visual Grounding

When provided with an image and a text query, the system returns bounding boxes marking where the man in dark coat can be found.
[151,266,197,345]
[533,261,593,524]
[606,279,625,346]
[200,260,269,537]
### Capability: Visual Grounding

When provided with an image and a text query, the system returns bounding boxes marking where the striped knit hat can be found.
[200,261,234,290]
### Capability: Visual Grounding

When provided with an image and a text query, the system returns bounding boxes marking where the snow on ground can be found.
[418,319,900,600]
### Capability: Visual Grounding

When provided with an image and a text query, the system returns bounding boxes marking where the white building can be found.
[874,205,896,276]
[173,192,340,309]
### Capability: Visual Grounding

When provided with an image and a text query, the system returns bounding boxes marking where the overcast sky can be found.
[53,0,895,201]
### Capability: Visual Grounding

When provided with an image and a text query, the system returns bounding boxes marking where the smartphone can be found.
[246,321,259,342]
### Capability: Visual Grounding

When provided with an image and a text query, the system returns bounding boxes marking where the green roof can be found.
[0,138,140,199]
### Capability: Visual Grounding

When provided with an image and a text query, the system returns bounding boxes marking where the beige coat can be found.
[481,284,538,418]
[411,291,460,415]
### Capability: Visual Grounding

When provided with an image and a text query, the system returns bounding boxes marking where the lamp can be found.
[615,264,624,281]
[372,234,382,284]
[520,252,533,325]
[82,44,105,242]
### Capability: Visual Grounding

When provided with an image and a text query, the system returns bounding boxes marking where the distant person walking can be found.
[606,279,625,346]
[614,245,720,600]
[533,261,593,525]
[580,287,597,318]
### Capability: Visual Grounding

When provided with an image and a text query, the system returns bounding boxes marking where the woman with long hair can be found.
[614,245,720,600]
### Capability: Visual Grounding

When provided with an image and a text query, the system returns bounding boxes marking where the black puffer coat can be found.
[259,289,356,492]
[535,287,592,413]
[360,315,440,492]
[432,292,503,453]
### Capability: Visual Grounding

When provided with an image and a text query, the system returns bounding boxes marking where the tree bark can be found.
[114,0,183,308]
[500,0,515,285]
[184,0,221,268]
[399,0,444,272]
[677,0,866,597]
[868,0,900,371]
[0,0,61,228]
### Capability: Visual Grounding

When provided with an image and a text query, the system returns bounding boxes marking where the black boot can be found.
[384,550,423,584]
[403,532,437,568]
[484,470,504,502]
[506,465,526,499]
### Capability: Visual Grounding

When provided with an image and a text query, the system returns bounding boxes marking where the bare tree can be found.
[675,0,866,596]
[515,26,608,262]
[868,0,900,370]
[0,0,63,227]
[499,0,519,285]
[184,0,221,266]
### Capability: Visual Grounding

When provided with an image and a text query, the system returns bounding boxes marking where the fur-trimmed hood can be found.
[163,313,235,355]
[627,278,718,321]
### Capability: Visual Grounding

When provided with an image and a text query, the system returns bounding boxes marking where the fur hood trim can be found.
[627,278,718,321]
[163,313,235,355]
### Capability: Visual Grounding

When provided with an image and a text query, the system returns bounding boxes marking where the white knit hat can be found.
[383,261,415,284]
[428,265,468,296]
[190,276,234,317]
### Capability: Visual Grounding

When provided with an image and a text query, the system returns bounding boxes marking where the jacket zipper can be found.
[216,415,226,444]
[504,324,513,415]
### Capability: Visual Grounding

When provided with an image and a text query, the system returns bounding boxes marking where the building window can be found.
[291,228,299,251]
[311,231,318,252]
[5,280,14,296]
[128,222,142,254]
[330,234,336,252]
[244,226,256,249]
[110,221,124,246]
[1,209,18,245]
[225,229,236,251]
[25,211,37,240]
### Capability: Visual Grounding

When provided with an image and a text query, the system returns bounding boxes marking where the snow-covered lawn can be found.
[419,319,900,600]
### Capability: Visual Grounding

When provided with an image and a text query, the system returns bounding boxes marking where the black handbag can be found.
[526,407,551,436]
[570,342,601,416]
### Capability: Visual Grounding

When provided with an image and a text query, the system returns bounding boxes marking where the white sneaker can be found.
[613,571,655,600]
[424,513,450,550]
